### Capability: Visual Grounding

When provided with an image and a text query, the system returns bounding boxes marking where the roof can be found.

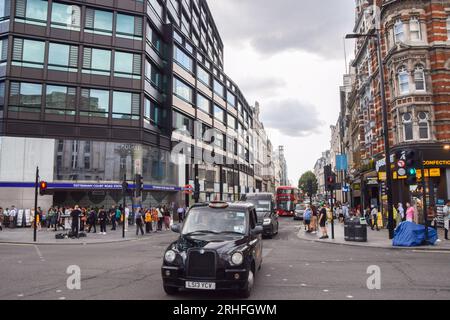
[190,202,255,211]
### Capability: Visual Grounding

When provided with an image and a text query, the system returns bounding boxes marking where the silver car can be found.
[294,203,307,220]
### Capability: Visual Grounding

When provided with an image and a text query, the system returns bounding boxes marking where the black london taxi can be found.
[242,193,279,238]
[161,201,263,298]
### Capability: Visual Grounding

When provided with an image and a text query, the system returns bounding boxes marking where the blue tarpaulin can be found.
[393,222,438,247]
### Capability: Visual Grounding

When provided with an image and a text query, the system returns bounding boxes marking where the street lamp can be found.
[345,29,396,239]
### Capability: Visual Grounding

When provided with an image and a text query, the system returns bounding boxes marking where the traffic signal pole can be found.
[33,167,39,242]
[420,151,428,243]
[330,188,335,240]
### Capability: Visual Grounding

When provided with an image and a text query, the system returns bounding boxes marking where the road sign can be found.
[397,168,406,176]
[397,160,405,168]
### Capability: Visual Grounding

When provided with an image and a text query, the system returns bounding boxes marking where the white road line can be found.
[17,294,24,297]
[323,289,329,293]
[346,295,354,299]
[34,245,43,259]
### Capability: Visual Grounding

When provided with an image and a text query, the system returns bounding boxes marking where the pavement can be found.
[0,225,173,245]
[296,219,450,251]
[1,218,450,300]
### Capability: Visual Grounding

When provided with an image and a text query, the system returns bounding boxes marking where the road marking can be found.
[289,265,293,268]
[17,294,24,297]
[56,290,62,293]
[18,261,22,264]
[323,289,329,293]
[266,274,271,277]
[58,297,66,300]
[34,245,43,259]
[301,284,307,287]
[411,250,450,254]
[283,279,288,282]
[347,295,354,299]
[305,263,310,266]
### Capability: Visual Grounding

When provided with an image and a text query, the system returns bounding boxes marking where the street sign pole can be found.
[420,151,428,244]
[33,167,39,243]
[330,186,335,240]
[122,173,126,239]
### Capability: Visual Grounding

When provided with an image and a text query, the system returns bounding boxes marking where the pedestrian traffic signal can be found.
[39,181,48,196]
[122,181,129,193]
[307,180,313,196]
[326,173,336,191]
[135,174,144,197]
[405,150,418,185]
[193,181,200,201]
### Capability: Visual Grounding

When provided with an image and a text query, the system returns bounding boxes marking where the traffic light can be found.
[326,173,336,191]
[122,180,129,194]
[135,174,144,197]
[405,150,418,185]
[39,181,48,196]
[193,180,200,201]
[307,180,313,196]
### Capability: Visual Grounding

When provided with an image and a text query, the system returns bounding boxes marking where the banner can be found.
[336,154,348,171]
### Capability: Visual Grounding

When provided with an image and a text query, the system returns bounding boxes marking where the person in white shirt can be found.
[444,201,450,240]
[397,203,405,221]
[9,206,17,228]
[124,206,130,232]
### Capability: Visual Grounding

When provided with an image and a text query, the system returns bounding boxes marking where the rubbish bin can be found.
[354,218,367,242]
[344,218,356,241]
[345,217,367,242]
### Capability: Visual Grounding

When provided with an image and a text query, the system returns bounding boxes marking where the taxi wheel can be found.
[239,270,254,299]
[163,285,179,296]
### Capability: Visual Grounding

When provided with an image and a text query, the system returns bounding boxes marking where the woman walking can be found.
[157,206,163,231]
[319,204,329,239]
[163,205,171,230]
[145,209,152,234]
[98,206,107,235]
[406,202,415,223]
[151,207,159,232]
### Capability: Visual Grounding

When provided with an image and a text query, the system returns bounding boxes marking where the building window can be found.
[227,90,236,107]
[114,51,141,79]
[116,13,142,40]
[0,0,10,20]
[394,20,404,43]
[12,38,45,68]
[146,23,162,55]
[9,82,42,112]
[83,48,111,76]
[410,17,421,41]
[228,114,237,130]
[48,42,78,72]
[418,112,429,140]
[196,93,211,114]
[414,65,426,91]
[174,45,193,72]
[402,113,413,141]
[85,8,113,36]
[398,66,409,95]
[80,88,109,117]
[214,104,225,123]
[213,79,224,98]
[144,97,165,127]
[145,59,162,90]
[173,110,194,136]
[45,85,76,115]
[0,37,8,65]
[50,2,81,31]
[197,65,210,86]
[447,16,450,40]
[15,0,48,26]
[173,77,193,103]
[112,91,140,120]
[148,0,163,20]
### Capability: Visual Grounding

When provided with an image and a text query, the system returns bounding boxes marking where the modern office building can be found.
[0,0,277,209]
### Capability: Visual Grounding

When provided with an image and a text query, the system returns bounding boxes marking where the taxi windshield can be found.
[182,208,247,235]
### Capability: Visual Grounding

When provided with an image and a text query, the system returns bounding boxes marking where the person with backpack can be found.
[135,208,145,236]
[98,206,107,235]
[304,205,312,233]
[109,205,117,231]
[87,208,97,233]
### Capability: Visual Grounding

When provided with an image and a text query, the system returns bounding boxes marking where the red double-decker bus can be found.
[276,186,300,217]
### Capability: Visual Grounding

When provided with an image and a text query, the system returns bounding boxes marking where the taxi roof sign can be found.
[208,201,229,209]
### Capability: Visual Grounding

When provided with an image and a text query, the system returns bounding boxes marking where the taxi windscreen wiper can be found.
[184,230,220,236]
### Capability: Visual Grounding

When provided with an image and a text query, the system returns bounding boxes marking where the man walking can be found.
[70,205,81,238]
[444,201,450,240]
[98,206,107,235]
[109,205,117,231]
[371,205,379,231]
[177,206,185,223]
[135,208,145,236]
[10,205,17,228]
[124,206,130,232]
[87,208,97,233]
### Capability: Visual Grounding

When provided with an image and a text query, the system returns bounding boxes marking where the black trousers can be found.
[445,228,448,240]
[136,220,144,236]
[371,216,379,230]
[157,219,163,231]
[100,220,106,233]
[71,220,79,237]
[145,222,152,233]
[111,217,116,230]
[88,221,96,233]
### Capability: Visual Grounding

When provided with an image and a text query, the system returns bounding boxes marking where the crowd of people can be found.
[301,200,450,241]
[0,204,188,238]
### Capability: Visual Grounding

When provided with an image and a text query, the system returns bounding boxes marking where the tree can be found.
[298,171,318,196]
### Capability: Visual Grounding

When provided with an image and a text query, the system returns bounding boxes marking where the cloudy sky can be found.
[207,0,355,185]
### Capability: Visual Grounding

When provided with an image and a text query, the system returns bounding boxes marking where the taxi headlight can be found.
[263,218,271,225]
[164,250,177,263]
[231,252,244,266]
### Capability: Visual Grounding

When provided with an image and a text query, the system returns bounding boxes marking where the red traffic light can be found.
[39,181,48,195]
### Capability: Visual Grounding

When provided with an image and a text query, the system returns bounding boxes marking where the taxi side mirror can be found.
[171,224,181,233]
[251,226,263,236]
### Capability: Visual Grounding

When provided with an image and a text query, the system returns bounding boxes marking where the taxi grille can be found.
[186,250,216,278]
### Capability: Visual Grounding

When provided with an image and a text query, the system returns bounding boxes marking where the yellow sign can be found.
[378,172,386,181]
[424,160,450,166]
[416,168,441,178]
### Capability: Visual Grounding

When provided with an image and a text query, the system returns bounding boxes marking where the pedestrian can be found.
[98,206,107,235]
[47,207,55,230]
[163,205,171,230]
[177,206,185,223]
[310,205,318,234]
[124,206,130,232]
[36,207,42,231]
[151,207,159,232]
[80,208,87,232]
[10,205,17,228]
[0,207,3,231]
[70,205,81,238]
[144,209,152,233]
[157,206,163,231]
[116,206,122,228]
[444,201,450,240]
[135,208,145,236]
[319,204,329,239]
[304,205,312,232]
[87,208,97,233]
[109,205,117,231]
[371,205,379,231]
[406,202,415,223]
[342,203,349,221]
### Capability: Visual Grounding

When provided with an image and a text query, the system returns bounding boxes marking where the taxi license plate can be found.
[185,281,216,290]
